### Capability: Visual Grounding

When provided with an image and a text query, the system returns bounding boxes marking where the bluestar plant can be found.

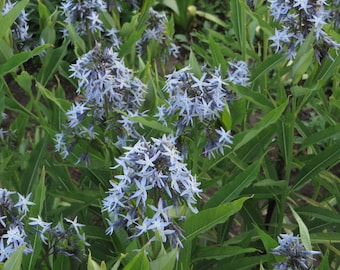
[29,216,88,261]
[106,0,140,13]
[272,233,321,270]
[2,0,32,50]
[0,188,87,262]
[60,0,107,37]
[0,188,34,259]
[136,8,180,61]
[155,63,244,158]
[55,43,147,164]
[102,134,202,248]
[268,0,340,62]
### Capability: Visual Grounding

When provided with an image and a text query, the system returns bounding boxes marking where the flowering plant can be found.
[0,0,339,269]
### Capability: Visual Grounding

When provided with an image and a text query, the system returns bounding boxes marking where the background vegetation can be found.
[0,0,339,269]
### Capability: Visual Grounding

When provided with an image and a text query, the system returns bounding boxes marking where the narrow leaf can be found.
[0,44,51,76]
[292,141,340,191]
[21,137,48,193]
[230,0,246,57]
[234,99,288,151]
[183,197,251,240]
[129,116,172,133]
[290,207,312,251]
[193,246,257,262]
[3,244,25,270]
[205,161,260,209]
[150,248,177,270]
[251,54,286,82]
[0,0,29,40]
[296,206,340,224]
[254,225,278,253]
[124,249,150,270]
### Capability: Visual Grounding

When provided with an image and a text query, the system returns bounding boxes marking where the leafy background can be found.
[0,0,339,269]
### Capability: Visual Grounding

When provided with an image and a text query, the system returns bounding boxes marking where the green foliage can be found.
[0,0,339,269]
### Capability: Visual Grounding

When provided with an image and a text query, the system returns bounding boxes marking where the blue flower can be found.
[272,233,320,270]
[268,0,340,62]
[102,135,202,248]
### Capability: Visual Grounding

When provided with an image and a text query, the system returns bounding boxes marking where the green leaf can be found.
[150,248,177,270]
[251,54,286,82]
[290,49,314,84]
[276,111,295,178]
[221,104,232,130]
[124,249,150,270]
[14,71,33,94]
[310,232,340,243]
[205,161,260,209]
[229,84,274,109]
[290,207,312,251]
[183,197,251,240]
[188,49,201,78]
[24,167,46,270]
[300,124,340,149]
[230,0,246,57]
[38,0,51,29]
[208,34,226,75]
[296,206,340,224]
[111,253,127,270]
[315,54,340,88]
[38,41,68,85]
[3,244,25,270]
[196,10,228,28]
[0,0,29,41]
[67,23,86,56]
[254,225,278,253]
[234,99,288,151]
[21,137,48,193]
[291,141,340,191]
[193,246,257,262]
[0,44,51,76]
[36,81,69,112]
[87,250,106,270]
[129,115,172,133]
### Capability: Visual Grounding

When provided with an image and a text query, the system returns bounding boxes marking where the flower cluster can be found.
[155,65,236,158]
[226,60,251,87]
[2,1,32,50]
[107,0,140,13]
[0,189,34,260]
[0,188,87,262]
[268,0,340,62]
[272,233,320,270]
[55,44,146,163]
[60,0,107,36]
[136,8,180,61]
[330,0,340,28]
[29,216,88,261]
[102,135,202,248]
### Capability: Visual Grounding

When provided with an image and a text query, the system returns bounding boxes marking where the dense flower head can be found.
[268,0,340,62]
[136,8,180,60]
[155,65,236,158]
[272,233,321,270]
[102,134,202,248]
[0,188,34,259]
[0,188,87,261]
[60,0,107,36]
[29,216,88,260]
[55,44,147,162]
[156,66,232,131]
[69,43,146,117]
[2,1,32,50]
[107,0,140,13]
[226,60,251,87]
